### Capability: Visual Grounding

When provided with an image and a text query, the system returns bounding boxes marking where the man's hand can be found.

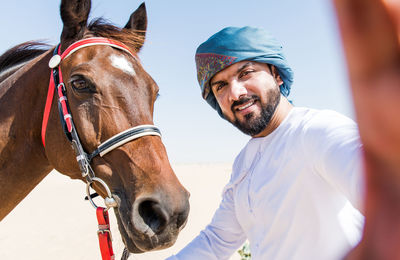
[333,0,400,259]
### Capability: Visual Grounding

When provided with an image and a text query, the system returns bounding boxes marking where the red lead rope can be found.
[96,207,115,260]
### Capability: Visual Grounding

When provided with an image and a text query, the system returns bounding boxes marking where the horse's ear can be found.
[60,0,91,43]
[124,2,147,51]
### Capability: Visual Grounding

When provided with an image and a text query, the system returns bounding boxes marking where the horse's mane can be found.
[87,18,145,52]
[0,41,50,73]
[0,18,144,75]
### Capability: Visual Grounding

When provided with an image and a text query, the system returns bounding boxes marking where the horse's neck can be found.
[0,50,54,221]
[0,61,30,83]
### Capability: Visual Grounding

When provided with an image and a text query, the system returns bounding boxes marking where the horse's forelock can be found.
[86,18,145,53]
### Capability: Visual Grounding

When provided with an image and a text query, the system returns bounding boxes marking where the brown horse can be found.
[0,0,190,255]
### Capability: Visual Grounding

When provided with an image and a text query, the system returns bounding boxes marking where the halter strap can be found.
[41,45,60,147]
[88,125,161,161]
[41,37,161,166]
[42,38,135,146]
[52,37,135,68]
[40,37,158,260]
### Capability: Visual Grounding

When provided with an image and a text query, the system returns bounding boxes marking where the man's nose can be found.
[229,81,247,101]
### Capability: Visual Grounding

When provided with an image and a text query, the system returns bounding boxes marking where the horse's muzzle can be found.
[116,190,190,253]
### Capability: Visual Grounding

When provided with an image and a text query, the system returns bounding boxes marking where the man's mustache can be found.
[231,95,260,112]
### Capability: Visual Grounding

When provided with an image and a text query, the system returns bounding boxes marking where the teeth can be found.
[238,101,254,111]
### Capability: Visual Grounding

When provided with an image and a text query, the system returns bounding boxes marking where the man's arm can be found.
[333,0,400,258]
[302,110,364,211]
[167,187,246,260]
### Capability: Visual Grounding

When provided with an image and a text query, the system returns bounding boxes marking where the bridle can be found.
[41,37,161,260]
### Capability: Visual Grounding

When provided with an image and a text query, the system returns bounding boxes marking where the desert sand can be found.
[0,163,243,260]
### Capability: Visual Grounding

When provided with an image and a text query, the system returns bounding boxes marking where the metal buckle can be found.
[97,227,113,241]
[86,177,118,210]
[57,82,66,92]
[71,140,94,181]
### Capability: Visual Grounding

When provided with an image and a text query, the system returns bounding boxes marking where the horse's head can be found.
[43,0,190,253]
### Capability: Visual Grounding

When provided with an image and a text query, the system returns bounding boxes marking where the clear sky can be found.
[0,0,354,164]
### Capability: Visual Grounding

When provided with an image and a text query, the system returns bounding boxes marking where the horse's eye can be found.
[72,79,87,89]
[70,76,94,92]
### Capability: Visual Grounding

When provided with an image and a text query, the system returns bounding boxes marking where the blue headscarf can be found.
[195,26,294,117]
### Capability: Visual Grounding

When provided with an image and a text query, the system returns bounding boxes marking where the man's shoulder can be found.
[294,107,360,151]
[291,106,348,119]
[297,107,356,130]
[287,107,354,130]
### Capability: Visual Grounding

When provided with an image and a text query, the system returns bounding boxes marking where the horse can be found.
[0,0,190,256]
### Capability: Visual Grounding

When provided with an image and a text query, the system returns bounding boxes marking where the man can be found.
[167,26,364,259]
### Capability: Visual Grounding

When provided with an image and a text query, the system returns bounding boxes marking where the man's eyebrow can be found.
[210,62,255,88]
[236,62,254,74]
[210,79,225,88]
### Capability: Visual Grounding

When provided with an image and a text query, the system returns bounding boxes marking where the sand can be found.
[0,163,242,260]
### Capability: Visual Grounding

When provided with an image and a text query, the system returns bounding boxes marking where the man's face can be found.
[210,61,283,136]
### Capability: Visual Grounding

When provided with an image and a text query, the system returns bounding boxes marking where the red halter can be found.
[41,37,135,147]
[40,38,143,260]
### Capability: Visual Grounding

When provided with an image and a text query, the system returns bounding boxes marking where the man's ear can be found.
[271,65,284,86]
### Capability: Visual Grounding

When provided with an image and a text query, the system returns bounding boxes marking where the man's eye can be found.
[214,82,227,93]
[239,70,253,79]
[216,84,224,91]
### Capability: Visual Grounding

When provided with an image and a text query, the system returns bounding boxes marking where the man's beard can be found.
[227,88,281,136]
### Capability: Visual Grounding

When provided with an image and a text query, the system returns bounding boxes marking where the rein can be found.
[41,37,161,260]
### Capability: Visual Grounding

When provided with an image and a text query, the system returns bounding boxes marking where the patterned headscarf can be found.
[195,26,294,117]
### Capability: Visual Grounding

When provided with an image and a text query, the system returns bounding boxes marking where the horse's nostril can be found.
[138,200,168,234]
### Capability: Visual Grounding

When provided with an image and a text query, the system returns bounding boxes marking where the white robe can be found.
[168,107,364,260]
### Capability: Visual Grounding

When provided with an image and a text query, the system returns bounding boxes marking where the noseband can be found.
[41,37,161,208]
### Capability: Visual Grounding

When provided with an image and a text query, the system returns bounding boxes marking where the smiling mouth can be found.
[236,100,255,111]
